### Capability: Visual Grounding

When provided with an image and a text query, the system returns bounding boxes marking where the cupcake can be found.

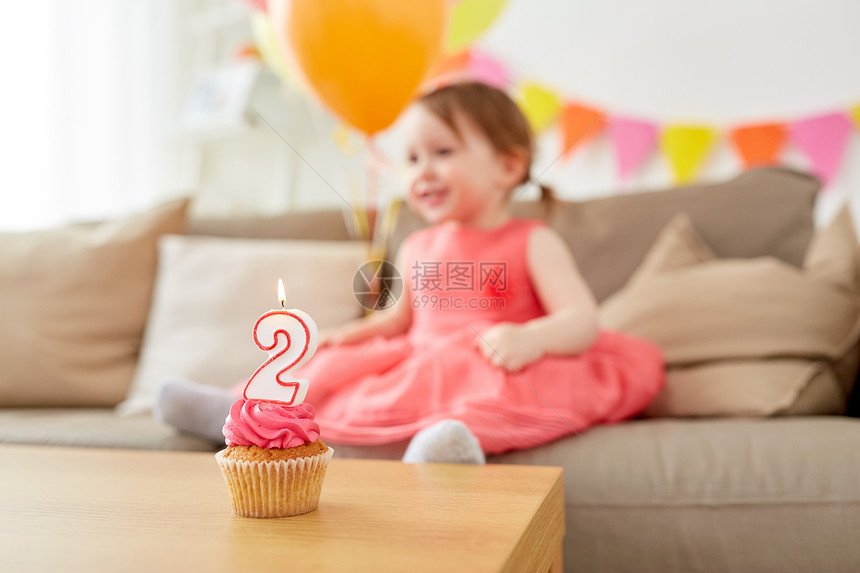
[216,398,334,518]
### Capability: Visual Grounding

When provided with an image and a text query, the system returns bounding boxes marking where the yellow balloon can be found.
[661,125,717,184]
[446,0,508,53]
[287,0,446,135]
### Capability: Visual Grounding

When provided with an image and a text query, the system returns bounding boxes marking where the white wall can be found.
[479,0,860,225]
[0,0,196,230]
[188,0,860,226]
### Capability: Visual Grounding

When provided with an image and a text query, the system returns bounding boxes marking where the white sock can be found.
[154,378,236,444]
[402,420,486,464]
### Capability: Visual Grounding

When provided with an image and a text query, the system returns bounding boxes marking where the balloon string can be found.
[366,136,382,260]
[363,136,401,265]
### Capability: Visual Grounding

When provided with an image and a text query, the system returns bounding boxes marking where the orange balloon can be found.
[287,0,446,134]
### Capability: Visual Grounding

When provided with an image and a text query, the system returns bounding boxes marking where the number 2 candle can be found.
[242,279,319,406]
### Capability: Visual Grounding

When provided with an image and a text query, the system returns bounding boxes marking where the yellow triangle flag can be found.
[660,125,717,184]
[851,102,860,131]
[516,83,562,134]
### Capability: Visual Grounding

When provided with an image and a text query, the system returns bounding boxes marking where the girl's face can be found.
[402,104,522,227]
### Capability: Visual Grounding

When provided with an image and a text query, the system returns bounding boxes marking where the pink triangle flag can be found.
[790,112,853,186]
[609,116,659,182]
[468,50,510,89]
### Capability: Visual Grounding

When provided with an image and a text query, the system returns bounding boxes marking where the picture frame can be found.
[178,60,262,138]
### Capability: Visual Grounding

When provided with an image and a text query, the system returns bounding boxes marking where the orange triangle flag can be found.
[425,51,471,88]
[729,123,787,168]
[561,103,606,159]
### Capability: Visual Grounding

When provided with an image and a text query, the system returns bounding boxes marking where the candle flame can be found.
[277,278,286,308]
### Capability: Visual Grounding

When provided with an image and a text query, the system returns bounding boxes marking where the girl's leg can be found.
[401,420,486,464]
[154,378,237,444]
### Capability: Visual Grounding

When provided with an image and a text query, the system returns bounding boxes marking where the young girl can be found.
[157,82,665,463]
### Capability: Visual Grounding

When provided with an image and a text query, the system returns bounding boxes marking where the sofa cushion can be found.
[0,199,189,408]
[300,417,860,573]
[803,202,860,295]
[190,209,353,241]
[600,208,860,417]
[117,235,367,415]
[0,409,214,451]
[491,417,860,573]
[388,167,819,301]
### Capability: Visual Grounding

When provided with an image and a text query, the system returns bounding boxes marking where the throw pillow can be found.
[0,199,189,407]
[117,235,367,415]
[600,207,860,417]
[190,209,353,241]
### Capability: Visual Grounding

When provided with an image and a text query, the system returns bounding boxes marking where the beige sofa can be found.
[2,167,859,572]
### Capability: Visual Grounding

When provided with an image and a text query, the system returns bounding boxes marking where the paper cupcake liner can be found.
[215,446,334,518]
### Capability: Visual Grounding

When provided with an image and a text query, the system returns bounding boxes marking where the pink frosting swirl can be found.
[222,399,321,449]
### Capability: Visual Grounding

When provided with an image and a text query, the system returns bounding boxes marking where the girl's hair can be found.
[416,81,554,203]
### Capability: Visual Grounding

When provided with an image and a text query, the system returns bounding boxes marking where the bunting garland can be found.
[516,83,562,134]
[789,112,853,185]
[660,125,717,184]
[422,48,859,189]
[468,49,510,89]
[608,117,658,183]
[729,123,787,168]
[560,103,605,159]
[245,0,859,191]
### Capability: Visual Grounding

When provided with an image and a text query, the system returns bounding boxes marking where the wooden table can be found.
[0,445,564,572]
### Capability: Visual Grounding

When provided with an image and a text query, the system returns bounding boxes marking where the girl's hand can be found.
[318,325,358,347]
[475,323,544,372]
[317,328,340,348]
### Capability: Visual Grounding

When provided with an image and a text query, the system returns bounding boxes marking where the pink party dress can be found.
[298,219,665,455]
